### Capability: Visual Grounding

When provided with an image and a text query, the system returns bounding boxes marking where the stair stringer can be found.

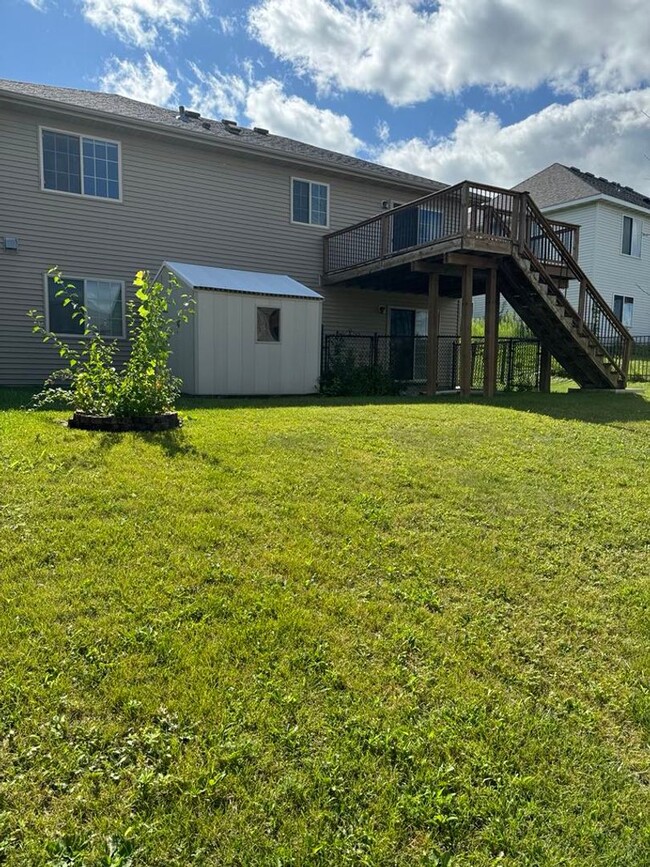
[498,252,623,389]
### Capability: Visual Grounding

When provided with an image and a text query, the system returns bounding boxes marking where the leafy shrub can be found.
[320,349,400,396]
[28,269,194,416]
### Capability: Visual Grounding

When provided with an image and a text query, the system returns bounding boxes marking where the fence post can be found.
[507,338,515,388]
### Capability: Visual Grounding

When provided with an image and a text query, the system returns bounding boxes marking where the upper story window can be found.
[613,294,634,328]
[47,276,124,337]
[621,215,641,257]
[292,178,329,227]
[41,129,121,200]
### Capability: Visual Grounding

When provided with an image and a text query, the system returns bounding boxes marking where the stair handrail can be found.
[519,193,633,379]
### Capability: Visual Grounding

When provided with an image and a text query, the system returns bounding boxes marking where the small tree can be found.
[28,268,194,417]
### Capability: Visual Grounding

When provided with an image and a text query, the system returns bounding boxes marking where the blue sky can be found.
[3,0,650,190]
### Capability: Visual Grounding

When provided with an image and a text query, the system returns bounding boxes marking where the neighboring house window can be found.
[257,307,280,342]
[613,295,634,328]
[41,129,121,200]
[47,276,124,336]
[621,215,641,257]
[292,179,329,226]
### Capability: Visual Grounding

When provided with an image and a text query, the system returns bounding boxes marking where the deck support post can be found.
[426,274,440,396]
[460,265,474,396]
[484,267,499,397]
[539,346,552,393]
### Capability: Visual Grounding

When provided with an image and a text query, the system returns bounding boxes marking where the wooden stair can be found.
[499,251,625,389]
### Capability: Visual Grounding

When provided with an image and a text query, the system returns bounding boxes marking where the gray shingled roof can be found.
[565,165,650,210]
[515,161,650,211]
[0,79,444,192]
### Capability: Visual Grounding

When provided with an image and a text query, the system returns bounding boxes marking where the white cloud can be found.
[100,54,178,106]
[375,120,390,143]
[187,66,249,119]
[244,79,363,154]
[218,15,236,35]
[82,0,209,48]
[188,70,363,154]
[374,89,650,190]
[24,0,46,10]
[249,0,650,106]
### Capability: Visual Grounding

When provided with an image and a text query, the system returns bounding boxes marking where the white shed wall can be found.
[188,291,321,395]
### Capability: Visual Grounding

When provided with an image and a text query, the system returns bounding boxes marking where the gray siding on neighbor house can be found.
[0,100,434,384]
[545,200,650,335]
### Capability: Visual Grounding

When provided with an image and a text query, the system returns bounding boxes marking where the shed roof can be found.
[163,261,323,300]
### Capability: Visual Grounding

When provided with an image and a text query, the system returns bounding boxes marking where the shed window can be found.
[47,276,124,336]
[257,307,280,342]
[613,295,634,328]
[42,129,120,200]
[622,216,641,257]
[292,179,329,226]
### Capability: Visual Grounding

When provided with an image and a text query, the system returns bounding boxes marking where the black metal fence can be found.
[322,333,543,393]
[321,333,650,393]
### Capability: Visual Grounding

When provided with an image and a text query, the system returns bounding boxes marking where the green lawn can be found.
[1,385,649,865]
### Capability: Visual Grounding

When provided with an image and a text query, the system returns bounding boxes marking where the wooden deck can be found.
[322,181,632,395]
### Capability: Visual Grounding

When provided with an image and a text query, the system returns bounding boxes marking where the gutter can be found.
[0,89,443,195]
[542,193,650,219]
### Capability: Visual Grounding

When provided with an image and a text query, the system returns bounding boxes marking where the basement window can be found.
[613,294,634,328]
[291,178,329,227]
[621,216,641,257]
[47,276,125,337]
[41,128,121,200]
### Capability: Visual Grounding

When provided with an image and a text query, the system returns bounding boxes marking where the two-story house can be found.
[0,81,634,395]
[0,79,460,388]
[514,164,650,336]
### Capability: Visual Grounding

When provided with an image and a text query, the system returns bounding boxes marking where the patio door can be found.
[390,308,428,381]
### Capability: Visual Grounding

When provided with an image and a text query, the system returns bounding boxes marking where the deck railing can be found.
[323,181,579,275]
[520,195,632,379]
[323,180,631,380]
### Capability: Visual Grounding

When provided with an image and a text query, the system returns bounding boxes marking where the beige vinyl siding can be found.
[0,101,433,384]
[323,286,459,335]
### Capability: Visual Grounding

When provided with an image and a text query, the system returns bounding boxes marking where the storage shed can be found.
[163,261,323,395]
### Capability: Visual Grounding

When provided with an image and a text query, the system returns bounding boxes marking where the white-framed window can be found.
[621,215,641,257]
[256,306,281,342]
[40,127,121,201]
[46,275,125,337]
[613,294,634,328]
[291,178,329,227]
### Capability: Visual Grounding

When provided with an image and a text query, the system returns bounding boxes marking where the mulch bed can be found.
[68,411,180,432]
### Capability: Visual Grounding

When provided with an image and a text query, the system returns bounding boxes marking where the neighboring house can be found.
[513,163,650,336]
[0,79,461,389]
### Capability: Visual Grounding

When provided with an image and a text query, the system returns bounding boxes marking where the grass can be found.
[1,384,649,865]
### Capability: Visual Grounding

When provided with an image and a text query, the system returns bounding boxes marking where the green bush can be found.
[28,269,194,416]
[320,349,400,396]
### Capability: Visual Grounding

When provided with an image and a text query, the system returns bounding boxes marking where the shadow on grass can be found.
[94,427,222,466]
[177,388,650,425]
[2,385,648,427]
